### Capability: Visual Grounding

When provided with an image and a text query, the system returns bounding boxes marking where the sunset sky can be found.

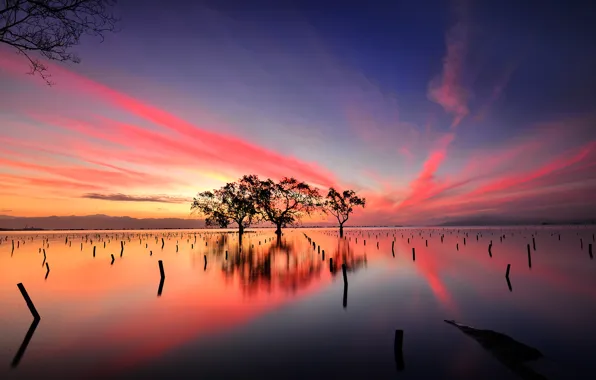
[1,0,596,226]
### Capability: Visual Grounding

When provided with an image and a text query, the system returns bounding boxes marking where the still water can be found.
[1,227,595,379]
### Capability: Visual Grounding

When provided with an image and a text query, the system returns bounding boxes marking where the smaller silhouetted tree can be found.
[246,175,321,240]
[324,188,365,237]
[191,178,259,240]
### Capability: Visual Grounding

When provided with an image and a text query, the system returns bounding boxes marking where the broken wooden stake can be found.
[17,283,40,320]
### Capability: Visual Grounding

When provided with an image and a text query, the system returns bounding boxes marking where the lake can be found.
[1,227,595,379]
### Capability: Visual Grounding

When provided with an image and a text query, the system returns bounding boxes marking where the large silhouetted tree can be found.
[191,178,259,241]
[0,0,119,84]
[324,188,365,237]
[246,175,321,239]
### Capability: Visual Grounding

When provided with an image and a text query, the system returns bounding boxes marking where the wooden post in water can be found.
[17,283,41,320]
[505,264,512,292]
[527,244,532,268]
[488,243,492,257]
[120,241,124,257]
[158,260,165,279]
[111,254,115,265]
[45,263,50,279]
[412,248,416,261]
[392,241,395,257]
[342,263,348,286]
[589,244,593,259]
[204,255,207,270]
[532,237,536,251]
[161,238,165,249]
[394,329,405,371]
[330,258,334,273]
[580,238,583,249]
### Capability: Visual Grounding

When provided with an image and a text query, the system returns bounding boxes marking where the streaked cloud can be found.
[427,22,469,128]
[81,193,193,204]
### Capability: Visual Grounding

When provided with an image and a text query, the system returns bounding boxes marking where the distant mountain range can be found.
[0,214,594,231]
[0,214,206,230]
[438,216,596,226]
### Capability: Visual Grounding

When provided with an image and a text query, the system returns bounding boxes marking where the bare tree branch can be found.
[0,0,119,85]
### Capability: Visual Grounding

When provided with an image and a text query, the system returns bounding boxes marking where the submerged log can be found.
[444,320,547,380]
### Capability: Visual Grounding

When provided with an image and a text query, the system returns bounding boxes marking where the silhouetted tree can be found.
[324,188,365,237]
[191,178,259,241]
[0,0,119,84]
[246,175,321,239]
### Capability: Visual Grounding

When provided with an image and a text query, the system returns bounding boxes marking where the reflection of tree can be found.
[328,237,367,277]
[218,233,369,297]
[221,236,326,296]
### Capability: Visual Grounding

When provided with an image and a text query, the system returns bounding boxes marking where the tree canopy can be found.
[246,175,321,236]
[191,178,259,236]
[0,0,119,84]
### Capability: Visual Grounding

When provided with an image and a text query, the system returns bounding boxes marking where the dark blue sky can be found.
[104,0,596,143]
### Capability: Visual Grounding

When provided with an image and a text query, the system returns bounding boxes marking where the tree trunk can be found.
[339,223,344,238]
[238,224,244,244]
[275,223,282,246]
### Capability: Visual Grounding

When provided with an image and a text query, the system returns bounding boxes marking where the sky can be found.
[1,0,596,227]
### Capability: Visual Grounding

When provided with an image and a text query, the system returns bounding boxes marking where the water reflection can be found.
[1,227,596,379]
[157,277,165,297]
[217,233,368,296]
[11,318,40,368]
[214,236,366,295]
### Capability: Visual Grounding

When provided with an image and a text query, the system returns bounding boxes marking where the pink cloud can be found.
[0,54,337,189]
[427,23,469,128]
[396,132,456,210]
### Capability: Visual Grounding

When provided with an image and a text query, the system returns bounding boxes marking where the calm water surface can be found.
[1,227,595,379]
